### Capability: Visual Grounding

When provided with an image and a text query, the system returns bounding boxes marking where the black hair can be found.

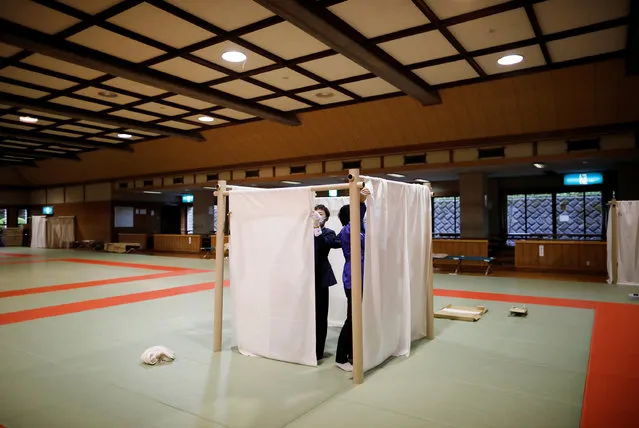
[338,204,350,227]
[314,204,330,219]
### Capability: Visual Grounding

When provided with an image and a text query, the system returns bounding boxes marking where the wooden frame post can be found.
[609,199,619,285]
[348,169,364,385]
[213,180,227,352]
[423,181,435,340]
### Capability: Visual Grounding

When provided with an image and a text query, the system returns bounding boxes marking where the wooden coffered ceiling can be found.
[0,0,634,168]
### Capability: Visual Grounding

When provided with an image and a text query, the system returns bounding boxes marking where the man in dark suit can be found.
[312,204,341,362]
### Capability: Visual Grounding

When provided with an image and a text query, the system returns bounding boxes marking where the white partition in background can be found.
[315,196,349,327]
[608,201,639,286]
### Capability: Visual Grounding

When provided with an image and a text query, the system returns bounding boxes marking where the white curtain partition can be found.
[315,196,349,327]
[46,216,76,249]
[608,201,639,286]
[30,215,47,249]
[229,187,317,366]
[363,178,430,371]
[227,179,431,371]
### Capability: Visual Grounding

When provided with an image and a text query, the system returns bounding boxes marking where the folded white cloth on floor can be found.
[140,346,175,365]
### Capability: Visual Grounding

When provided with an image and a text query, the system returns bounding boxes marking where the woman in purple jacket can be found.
[335,188,370,372]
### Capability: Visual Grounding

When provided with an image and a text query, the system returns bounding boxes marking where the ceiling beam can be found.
[627,0,639,74]
[0,19,300,126]
[0,147,81,162]
[253,0,441,106]
[0,93,204,142]
[0,127,133,152]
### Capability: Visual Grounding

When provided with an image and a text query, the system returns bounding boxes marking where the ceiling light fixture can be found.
[281,180,302,185]
[315,91,334,99]
[414,178,430,183]
[143,191,162,194]
[117,133,132,139]
[202,186,216,190]
[533,162,545,169]
[98,90,118,98]
[222,51,247,63]
[19,116,38,123]
[497,54,524,66]
[387,173,405,178]
[198,115,215,122]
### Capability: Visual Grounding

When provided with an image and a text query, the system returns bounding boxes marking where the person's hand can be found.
[360,188,370,203]
[311,211,322,228]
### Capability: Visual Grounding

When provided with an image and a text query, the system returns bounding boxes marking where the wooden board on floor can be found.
[434,304,488,322]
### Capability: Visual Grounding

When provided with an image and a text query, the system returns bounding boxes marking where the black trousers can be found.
[335,289,352,364]
[315,285,329,361]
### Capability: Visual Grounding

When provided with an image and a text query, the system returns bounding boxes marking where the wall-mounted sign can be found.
[182,194,194,203]
[42,206,53,215]
[563,172,603,186]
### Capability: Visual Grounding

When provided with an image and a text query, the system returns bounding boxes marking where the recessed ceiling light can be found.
[533,163,545,169]
[315,91,334,99]
[98,90,118,98]
[143,191,161,194]
[117,133,132,139]
[222,51,247,63]
[281,180,302,185]
[497,54,524,66]
[414,178,429,183]
[387,173,405,178]
[19,116,38,123]
[198,115,214,122]
[202,186,216,190]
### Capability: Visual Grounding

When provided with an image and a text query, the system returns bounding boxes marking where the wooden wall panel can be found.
[153,234,201,253]
[111,201,163,242]
[13,59,639,187]
[514,240,606,273]
[432,239,489,266]
[51,201,112,243]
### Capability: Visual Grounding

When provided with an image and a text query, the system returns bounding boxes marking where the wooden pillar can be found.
[348,169,364,385]
[213,181,227,352]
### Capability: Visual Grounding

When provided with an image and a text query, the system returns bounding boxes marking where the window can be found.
[556,191,602,240]
[506,191,603,245]
[433,196,460,237]
[0,208,7,228]
[210,205,217,234]
[18,209,28,225]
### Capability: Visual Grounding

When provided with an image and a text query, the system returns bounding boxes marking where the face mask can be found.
[315,210,327,226]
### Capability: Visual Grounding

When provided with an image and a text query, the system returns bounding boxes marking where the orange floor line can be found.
[61,257,202,271]
[433,288,597,309]
[0,253,33,258]
[580,302,639,428]
[0,280,229,325]
[0,269,211,298]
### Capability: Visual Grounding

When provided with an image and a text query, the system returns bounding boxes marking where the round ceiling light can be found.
[117,133,132,139]
[19,116,38,123]
[198,115,215,122]
[98,90,118,98]
[221,51,247,63]
[497,54,524,66]
[315,91,334,99]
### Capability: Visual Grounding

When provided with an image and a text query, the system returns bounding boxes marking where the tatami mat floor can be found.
[0,248,637,428]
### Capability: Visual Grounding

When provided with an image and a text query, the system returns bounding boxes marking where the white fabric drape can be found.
[229,187,317,366]
[30,215,47,248]
[46,216,75,249]
[362,178,430,371]
[608,201,639,286]
[315,196,349,327]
